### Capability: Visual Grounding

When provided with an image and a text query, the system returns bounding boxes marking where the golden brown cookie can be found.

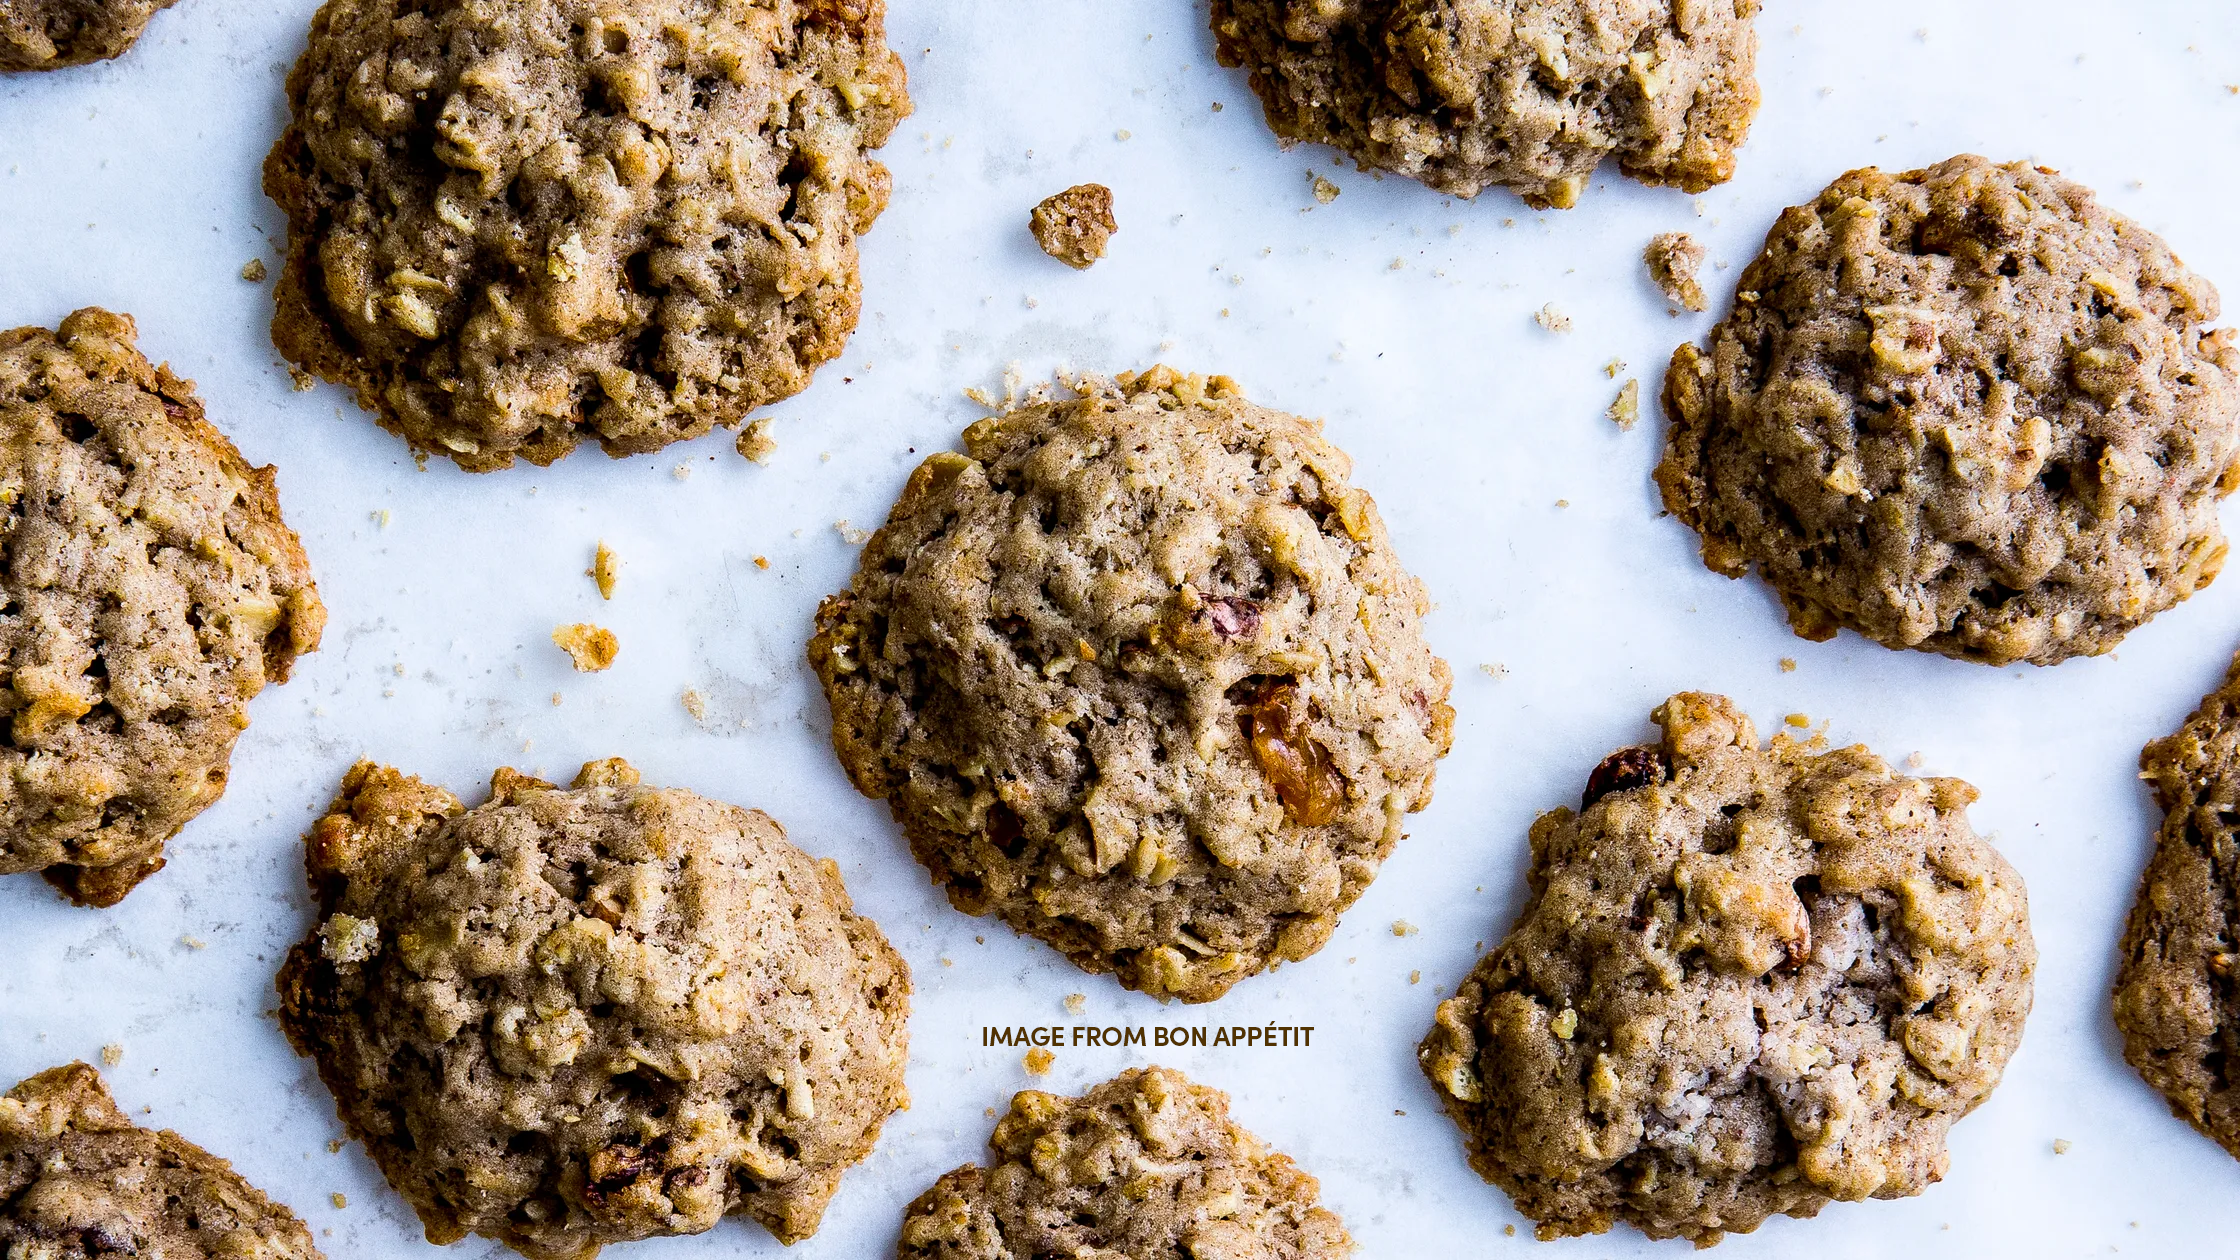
[264,0,910,471]
[897,1067,1351,1259]
[1657,155,2240,666]
[0,308,324,907]
[810,367,1454,1003]
[0,0,177,71]
[276,758,910,1258]
[1421,693,2035,1244]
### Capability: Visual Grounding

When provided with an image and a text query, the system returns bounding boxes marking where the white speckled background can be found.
[4,1,2240,1255]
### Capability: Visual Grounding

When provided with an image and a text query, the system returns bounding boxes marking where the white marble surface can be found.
[4,1,2240,1255]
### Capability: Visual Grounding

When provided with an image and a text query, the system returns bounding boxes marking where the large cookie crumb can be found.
[1645,231,1707,310]
[1421,692,2034,1245]
[1029,184,1118,269]
[897,1067,1351,1259]
[552,623,617,671]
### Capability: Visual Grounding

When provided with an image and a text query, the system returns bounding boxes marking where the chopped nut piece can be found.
[1607,378,1641,429]
[1645,232,1708,310]
[590,541,619,599]
[552,624,618,672]
[1030,184,1118,269]
[1310,173,1340,204]
[241,258,268,282]
[736,417,776,464]
[1534,302,1572,334]
[1023,1047,1055,1075]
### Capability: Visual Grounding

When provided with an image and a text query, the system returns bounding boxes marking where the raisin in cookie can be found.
[2114,648,2240,1162]
[897,1067,1351,1259]
[264,0,909,471]
[1209,0,1760,208]
[810,367,1454,1004]
[0,308,324,907]
[1420,692,2034,1245]
[0,0,177,71]
[275,758,910,1257]
[1,1063,322,1260]
[1657,155,2240,666]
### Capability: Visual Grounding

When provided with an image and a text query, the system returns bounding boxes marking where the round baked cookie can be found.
[809,367,1455,1004]
[897,1067,1352,1260]
[0,0,177,71]
[2115,648,2240,1162]
[1657,154,2240,666]
[1419,692,2034,1245]
[1209,0,1760,208]
[1,1062,322,1260]
[275,758,910,1257]
[0,308,325,908]
[263,0,910,472]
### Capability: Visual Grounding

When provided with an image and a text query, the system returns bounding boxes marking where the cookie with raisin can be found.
[1,0,178,71]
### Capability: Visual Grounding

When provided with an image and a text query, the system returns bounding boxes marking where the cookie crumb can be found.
[591,541,619,599]
[1063,993,1086,1015]
[551,624,618,672]
[681,688,707,721]
[1646,232,1709,311]
[1310,172,1340,204]
[1480,662,1507,679]
[1030,184,1117,270]
[1504,1225,1517,1237]
[181,935,207,949]
[1534,302,1572,334]
[550,692,563,706]
[241,259,267,283]
[1392,919,1418,937]
[753,555,771,569]
[736,417,776,464]
[1784,712,1810,728]
[1779,657,1797,673]
[1409,969,1421,984]
[2053,1138,2072,1154]
[1023,1047,1055,1075]
[100,1044,123,1067]
[327,1140,344,1154]
[1606,378,1641,430]
[1906,751,1925,769]
[1603,357,1626,378]
[836,520,869,545]
[288,367,317,391]
[330,1193,347,1209]
[671,464,691,481]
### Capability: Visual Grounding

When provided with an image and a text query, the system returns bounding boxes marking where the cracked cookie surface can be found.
[2115,649,2240,1163]
[810,367,1453,1003]
[1657,155,2240,666]
[1420,692,2034,1245]
[1209,0,1760,207]
[0,308,324,907]
[275,758,910,1259]
[0,1063,322,1260]
[265,0,909,471]
[897,1067,1351,1260]
[0,0,177,71]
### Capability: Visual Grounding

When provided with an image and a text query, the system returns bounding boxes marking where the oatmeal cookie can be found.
[1029,184,1116,270]
[0,0,176,71]
[0,308,324,907]
[264,0,910,471]
[1209,0,1760,207]
[1420,692,2034,1244]
[896,1067,1351,1259]
[810,366,1454,1003]
[1657,155,2240,666]
[2115,647,2240,1163]
[0,1063,322,1260]
[275,758,910,1258]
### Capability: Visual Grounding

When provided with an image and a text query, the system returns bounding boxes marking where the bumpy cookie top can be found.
[0,1063,322,1260]
[275,759,910,1259]
[0,308,324,907]
[1420,693,2034,1245]
[1209,0,1760,207]
[897,1067,1352,1260]
[2116,648,2240,1162]
[809,367,1454,1003]
[264,0,910,471]
[0,0,178,71]
[1657,155,2240,666]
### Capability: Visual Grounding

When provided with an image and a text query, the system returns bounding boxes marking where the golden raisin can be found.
[1245,680,1345,825]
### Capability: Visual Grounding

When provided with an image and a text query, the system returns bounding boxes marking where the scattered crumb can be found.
[736,417,776,464]
[1023,1047,1055,1075]
[1779,657,1797,673]
[240,258,267,282]
[1554,498,1570,508]
[1534,302,1572,334]
[100,1044,123,1067]
[1212,101,1223,111]
[331,1193,347,1209]
[1784,713,1811,728]
[327,1140,344,1154]
[1392,920,1418,937]
[1603,357,1626,378]
[1030,183,1117,269]
[371,509,391,528]
[550,692,563,706]
[1646,232,1708,311]
[392,662,406,676]
[1606,378,1641,430]
[753,555,771,569]
[681,688,707,721]
[551,624,618,672]
[1479,662,1507,679]
[2053,1138,2072,1155]
[1505,1225,1517,1238]
[835,520,869,545]
[1064,993,1086,1015]
[590,541,619,599]
[671,463,691,481]
[1394,1109,1406,1116]
[288,367,316,391]
[180,935,207,950]
[1388,258,1404,271]
[1907,751,1926,769]
[1409,970,1421,984]
[1309,172,1340,204]
[1114,129,1131,141]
